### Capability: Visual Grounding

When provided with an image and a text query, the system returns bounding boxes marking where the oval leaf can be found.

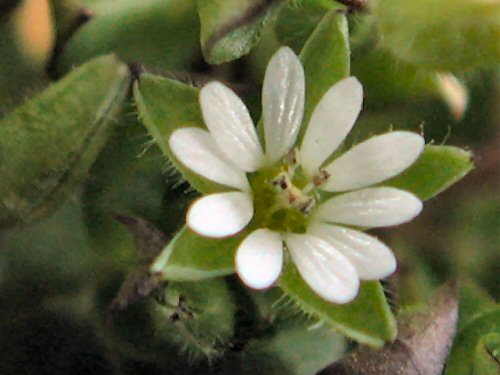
[198,0,283,64]
[0,54,130,227]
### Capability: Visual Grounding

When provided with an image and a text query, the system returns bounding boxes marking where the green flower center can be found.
[249,150,328,234]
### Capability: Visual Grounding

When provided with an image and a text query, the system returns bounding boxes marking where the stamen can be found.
[298,198,315,214]
[285,149,298,165]
[313,170,331,186]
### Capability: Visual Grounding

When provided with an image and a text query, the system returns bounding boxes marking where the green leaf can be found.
[240,322,346,375]
[134,73,230,194]
[151,226,246,281]
[445,307,500,375]
[0,54,130,227]
[274,0,337,52]
[458,280,496,329]
[197,0,283,64]
[298,9,350,140]
[323,282,459,374]
[374,0,500,71]
[383,145,473,201]
[473,333,500,375]
[58,0,200,73]
[279,261,396,348]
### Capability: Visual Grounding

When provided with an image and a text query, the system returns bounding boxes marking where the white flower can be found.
[169,47,424,304]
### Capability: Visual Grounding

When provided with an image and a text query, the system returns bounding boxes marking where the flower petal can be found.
[314,187,423,228]
[322,131,425,192]
[284,233,359,304]
[308,223,396,280]
[300,77,363,176]
[235,229,283,289]
[262,46,305,164]
[169,127,249,191]
[187,192,253,237]
[200,81,264,172]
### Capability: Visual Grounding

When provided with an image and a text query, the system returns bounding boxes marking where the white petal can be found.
[300,77,363,176]
[308,223,396,280]
[169,127,249,191]
[322,131,425,192]
[284,233,359,304]
[314,187,423,228]
[235,229,283,289]
[187,192,253,237]
[200,81,264,172]
[262,46,305,164]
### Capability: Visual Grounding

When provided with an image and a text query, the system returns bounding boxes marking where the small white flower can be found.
[169,47,424,304]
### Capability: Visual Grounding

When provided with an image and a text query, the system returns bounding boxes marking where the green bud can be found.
[151,278,236,360]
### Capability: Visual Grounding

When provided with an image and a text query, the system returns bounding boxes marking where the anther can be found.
[313,170,331,186]
[299,198,315,214]
[285,149,298,165]
[272,174,289,190]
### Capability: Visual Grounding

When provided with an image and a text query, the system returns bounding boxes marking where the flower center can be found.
[249,150,327,234]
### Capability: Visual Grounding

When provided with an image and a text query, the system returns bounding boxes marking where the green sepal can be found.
[134,73,229,194]
[197,0,283,64]
[151,278,236,359]
[279,261,397,348]
[298,9,350,138]
[0,54,130,227]
[384,145,474,201]
[151,226,247,281]
[274,0,338,52]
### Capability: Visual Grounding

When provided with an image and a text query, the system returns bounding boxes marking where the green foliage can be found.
[152,278,236,359]
[240,321,345,374]
[274,0,338,52]
[58,0,200,73]
[384,145,474,200]
[374,0,500,71]
[0,0,494,372]
[0,55,129,227]
[446,306,500,375]
[280,263,396,348]
[151,226,246,281]
[197,0,283,64]
[134,74,228,194]
[298,9,350,139]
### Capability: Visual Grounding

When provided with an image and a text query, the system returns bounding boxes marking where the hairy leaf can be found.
[198,0,283,64]
[280,261,396,348]
[384,145,473,201]
[0,54,130,227]
[318,282,459,374]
